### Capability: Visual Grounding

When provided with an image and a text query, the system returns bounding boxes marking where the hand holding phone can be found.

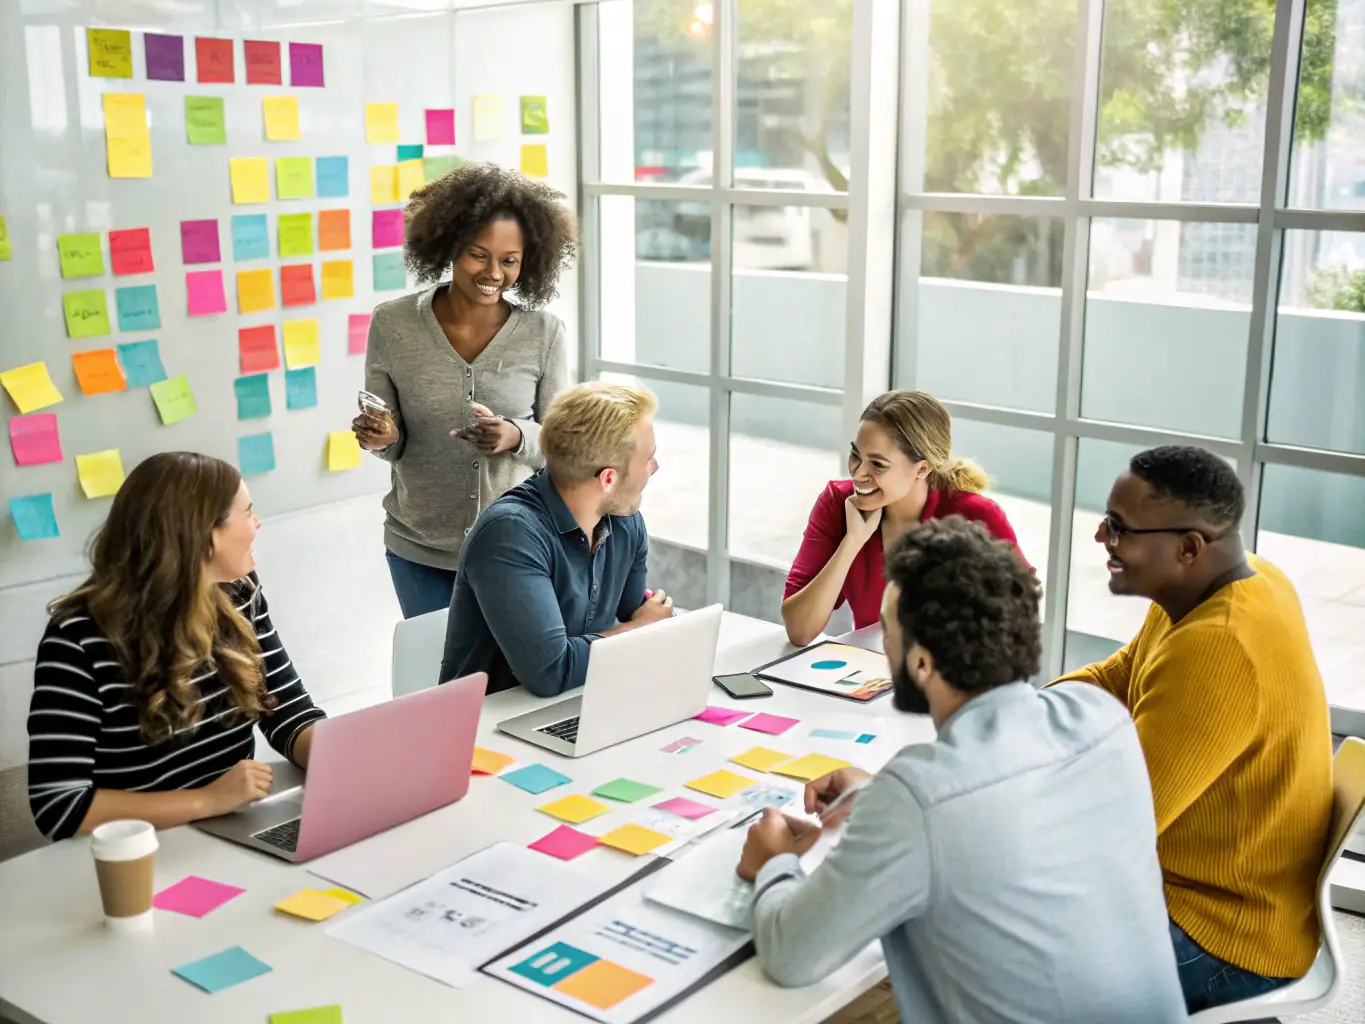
[352,390,397,450]
[714,672,773,700]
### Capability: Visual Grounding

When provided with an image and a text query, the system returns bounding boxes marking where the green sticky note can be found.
[372,252,406,291]
[396,144,424,162]
[278,213,314,257]
[150,373,197,425]
[423,155,464,181]
[62,289,111,338]
[521,95,549,134]
[0,214,11,261]
[269,1006,343,1024]
[592,778,663,803]
[276,157,315,200]
[185,96,226,144]
[57,233,104,278]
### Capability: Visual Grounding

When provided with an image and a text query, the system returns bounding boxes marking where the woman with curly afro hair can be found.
[351,163,578,617]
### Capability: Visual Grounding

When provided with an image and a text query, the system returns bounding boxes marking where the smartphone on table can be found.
[713,672,773,700]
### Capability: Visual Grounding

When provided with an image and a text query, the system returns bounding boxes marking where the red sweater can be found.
[784,480,1027,630]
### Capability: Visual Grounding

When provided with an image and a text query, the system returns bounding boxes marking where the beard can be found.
[891,657,931,715]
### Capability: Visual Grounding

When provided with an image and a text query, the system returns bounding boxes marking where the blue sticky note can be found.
[810,728,859,741]
[234,374,272,420]
[172,945,272,994]
[396,144,424,162]
[316,155,349,198]
[856,733,876,744]
[373,252,406,292]
[237,433,276,477]
[231,214,270,262]
[116,340,167,387]
[10,494,59,541]
[500,763,571,795]
[285,367,317,410]
[115,285,161,332]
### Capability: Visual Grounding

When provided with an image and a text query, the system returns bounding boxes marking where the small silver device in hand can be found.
[357,389,389,416]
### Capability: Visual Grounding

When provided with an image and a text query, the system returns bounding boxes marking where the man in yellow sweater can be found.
[1055,445,1332,1014]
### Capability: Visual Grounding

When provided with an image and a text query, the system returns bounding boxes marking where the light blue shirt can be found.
[752,682,1185,1024]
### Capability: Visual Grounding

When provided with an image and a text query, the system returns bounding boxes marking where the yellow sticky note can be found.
[102,93,147,141]
[320,259,354,300]
[230,157,270,204]
[471,747,515,775]
[276,157,315,200]
[283,318,320,368]
[685,769,755,800]
[473,94,505,140]
[327,431,362,472]
[365,102,400,143]
[88,28,133,78]
[107,136,152,179]
[538,794,611,825]
[730,747,793,773]
[262,96,300,141]
[76,449,125,499]
[370,165,398,205]
[772,753,852,783]
[319,887,363,905]
[397,158,425,200]
[597,824,672,856]
[236,268,276,314]
[520,144,548,178]
[1,362,64,414]
[274,889,350,922]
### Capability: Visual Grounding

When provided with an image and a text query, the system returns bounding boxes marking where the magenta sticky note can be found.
[739,712,801,736]
[186,269,227,315]
[289,42,324,87]
[9,413,63,466]
[426,108,455,145]
[653,796,716,820]
[528,825,599,861]
[348,313,371,355]
[180,219,221,264]
[153,875,245,918]
[695,706,752,727]
[371,209,404,249]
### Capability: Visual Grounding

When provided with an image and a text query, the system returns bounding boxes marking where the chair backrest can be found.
[1322,738,1365,887]
[390,608,450,698]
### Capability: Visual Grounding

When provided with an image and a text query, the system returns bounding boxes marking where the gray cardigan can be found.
[363,284,569,570]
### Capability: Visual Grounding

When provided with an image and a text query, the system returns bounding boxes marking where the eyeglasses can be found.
[1100,515,1211,542]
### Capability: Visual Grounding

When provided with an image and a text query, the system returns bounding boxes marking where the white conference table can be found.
[0,612,928,1024]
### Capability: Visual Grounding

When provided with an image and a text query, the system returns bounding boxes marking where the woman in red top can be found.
[782,389,1028,646]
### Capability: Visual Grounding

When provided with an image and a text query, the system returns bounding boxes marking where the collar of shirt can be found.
[531,469,614,548]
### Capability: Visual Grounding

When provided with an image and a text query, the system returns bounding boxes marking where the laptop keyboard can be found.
[537,716,581,744]
[252,817,301,852]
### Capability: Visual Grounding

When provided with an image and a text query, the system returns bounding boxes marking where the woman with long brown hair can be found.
[26,452,325,841]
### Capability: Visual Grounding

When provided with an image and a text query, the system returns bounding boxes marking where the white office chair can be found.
[1188,737,1365,1023]
[390,608,449,698]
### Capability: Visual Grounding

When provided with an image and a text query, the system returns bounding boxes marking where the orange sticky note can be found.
[685,769,755,799]
[538,794,611,825]
[236,268,275,314]
[71,349,128,396]
[553,958,654,1010]
[471,747,515,775]
[274,889,349,921]
[317,209,350,251]
[320,259,354,300]
[596,823,672,856]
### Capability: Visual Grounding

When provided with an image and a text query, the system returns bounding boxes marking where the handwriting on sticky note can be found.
[597,823,672,856]
[88,28,133,78]
[9,414,62,466]
[244,40,282,86]
[326,431,362,472]
[173,946,270,994]
[263,95,300,141]
[730,747,793,773]
[471,747,515,775]
[289,42,325,87]
[276,157,315,200]
[321,260,354,300]
[72,349,127,396]
[117,340,167,387]
[10,494,59,541]
[538,794,611,825]
[75,449,125,499]
[274,889,349,922]
[347,313,371,355]
[185,95,226,144]
[109,228,154,275]
[195,36,234,84]
[154,874,245,918]
[685,769,755,800]
[62,290,111,339]
[230,157,270,204]
[318,209,350,251]
[278,213,314,257]
[232,214,270,261]
[57,233,104,279]
[238,432,275,477]
[529,825,599,861]
[150,374,198,425]
[426,108,455,145]
[115,285,160,332]
[365,102,400,143]
[282,319,320,368]
[106,135,152,179]
[145,33,184,81]
[180,219,221,264]
[1,363,64,414]
[186,269,227,315]
[102,93,146,141]
[238,325,279,372]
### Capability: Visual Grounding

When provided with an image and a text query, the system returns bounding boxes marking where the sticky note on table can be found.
[9,414,62,466]
[102,93,147,140]
[652,796,716,820]
[263,96,300,141]
[270,1006,343,1024]
[278,213,314,257]
[239,325,279,372]
[281,264,316,306]
[185,96,226,144]
[426,108,455,145]
[694,706,751,727]
[145,32,184,81]
[274,889,349,922]
[520,144,549,178]
[88,28,132,77]
[772,753,852,782]
[320,887,362,905]
[592,778,663,803]
[154,874,245,918]
[173,946,271,994]
[473,94,505,140]
[117,340,167,387]
[106,136,152,179]
[238,432,276,477]
[538,794,611,825]
[316,156,348,198]
[109,228,154,275]
[150,374,197,425]
[1,363,63,413]
[471,747,515,775]
[810,728,859,741]
[232,214,270,261]
[398,158,425,199]
[739,712,801,736]
[372,252,406,291]
[180,219,220,264]
[75,449,125,498]
[72,349,127,395]
[529,825,599,861]
[195,36,234,84]
[57,233,104,279]
[282,319,320,368]
[500,763,571,795]
[63,290,111,338]
[236,269,275,314]
[115,285,160,331]
[10,494,59,541]
[348,314,371,355]
[321,260,354,300]
[234,374,272,420]
[245,40,282,85]
[327,431,362,471]
[369,165,398,204]
[597,823,672,856]
[372,209,404,248]
[365,102,400,143]
[685,769,755,799]
[285,367,317,410]
[230,157,270,203]
[318,209,350,251]
[289,42,325,87]
[731,747,793,773]
[276,157,315,200]
[186,269,227,315]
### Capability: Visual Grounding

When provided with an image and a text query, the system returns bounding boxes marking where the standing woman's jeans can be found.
[385,550,458,619]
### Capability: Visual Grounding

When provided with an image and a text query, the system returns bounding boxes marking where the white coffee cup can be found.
[90,820,158,933]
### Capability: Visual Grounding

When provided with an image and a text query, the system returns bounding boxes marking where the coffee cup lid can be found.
[91,820,158,861]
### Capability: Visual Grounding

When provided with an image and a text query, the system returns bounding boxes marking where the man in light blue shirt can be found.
[739,518,1185,1024]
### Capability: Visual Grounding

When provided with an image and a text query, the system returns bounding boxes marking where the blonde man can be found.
[439,381,673,696]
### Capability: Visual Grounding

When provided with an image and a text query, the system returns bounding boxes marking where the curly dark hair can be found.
[1129,445,1244,532]
[884,517,1042,693]
[403,162,577,308]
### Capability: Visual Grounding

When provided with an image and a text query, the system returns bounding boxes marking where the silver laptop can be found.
[497,604,723,757]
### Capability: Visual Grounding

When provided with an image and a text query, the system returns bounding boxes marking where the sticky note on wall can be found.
[230,158,270,204]
[262,96,300,141]
[315,156,348,198]
[238,432,276,477]
[1,363,64,413]
[278,213,314,257]
[276,157,315,200]
[285,367,317,409]
[282,319,320,368]
[327,431,362,471]
[88,28,133,78]
[116,340,167,387]
[521,95,549,134]
[57,233,104,278]
[63,290,111,338]
[397,159,425,199]
[232,214,270,261]
[180,219,221,264]
[8,413,63,466]
[369,165,398,205]
[145,33,185,82]
[186,270,227,316]
[365,102,399,143]
[109,228,154,275]
[185,96,226,144]
[289,42,325,87]
[0,215,11,261]
[150,374,198,425]
[473,94,505,140]
[317,209,350,251]
[348,314,371,355]
[238,325,280,372]
[372,252,405,291]
[236,269,275,314]
[244,40,282,86]
[234,374,272,420]
[520,144,548,178]
[115,285,160,331]
[72,349,128,396]
[426,108,455,145]
[76,449,125,498]
[321,260,353,300]
[280,264,316,307]
[195,37,234,84]
[372,209,404,248]
[10,494,60,541]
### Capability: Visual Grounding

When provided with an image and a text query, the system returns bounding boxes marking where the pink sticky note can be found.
[153,875,245,918]
[426,108,455,145]
[528,825,600,861]
[740,712,801,736]
[186,269,227,316]
[289,42,324,87]
[653,796,716,820]
[180,219,221,264]
[9,413,63,466]
[348,313,371,355]
[695,706,752,727]
[371,209,404,249]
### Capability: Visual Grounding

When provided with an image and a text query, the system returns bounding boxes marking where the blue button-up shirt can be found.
[439,469,649,697]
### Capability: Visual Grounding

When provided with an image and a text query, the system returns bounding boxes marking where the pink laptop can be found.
[194,672,487,862]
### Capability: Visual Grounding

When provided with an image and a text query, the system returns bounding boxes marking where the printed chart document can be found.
[754,641,893,702]
[327,843,610,988]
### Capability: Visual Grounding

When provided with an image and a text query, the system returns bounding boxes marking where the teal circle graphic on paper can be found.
[811,659,848,670]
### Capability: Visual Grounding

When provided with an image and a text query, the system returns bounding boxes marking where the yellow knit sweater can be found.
[1058,555,1332,977]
